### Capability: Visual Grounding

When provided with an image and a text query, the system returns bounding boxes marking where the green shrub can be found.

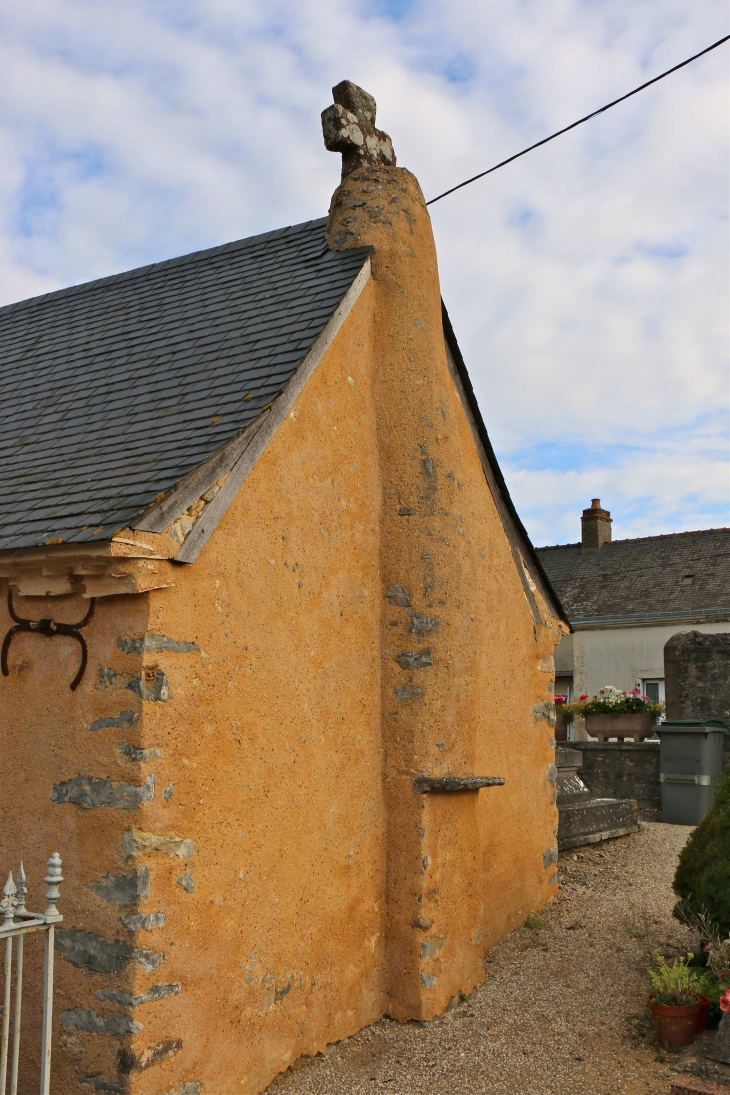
[695,971,728,1029]
[673,762,730,937]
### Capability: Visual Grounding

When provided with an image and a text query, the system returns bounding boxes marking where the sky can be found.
[0,0,727,545]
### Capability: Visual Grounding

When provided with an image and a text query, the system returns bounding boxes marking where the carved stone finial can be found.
[322,80,396,178]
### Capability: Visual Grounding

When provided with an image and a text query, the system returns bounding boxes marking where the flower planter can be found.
[695,994,710,1034]
[647,996,701,1047]
[585,712,656,741]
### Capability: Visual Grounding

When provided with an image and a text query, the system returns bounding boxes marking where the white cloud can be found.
[0,0,726,542]
[506,432,729,546]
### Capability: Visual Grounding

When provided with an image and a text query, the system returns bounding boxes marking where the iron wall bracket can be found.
[1,590,95,691]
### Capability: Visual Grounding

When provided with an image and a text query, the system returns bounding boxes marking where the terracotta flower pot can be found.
[648,996,701,1047]
[585,712,656,741]
[695,994,710,1034]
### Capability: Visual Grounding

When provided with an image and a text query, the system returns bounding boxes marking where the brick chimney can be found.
[581,498,612,550]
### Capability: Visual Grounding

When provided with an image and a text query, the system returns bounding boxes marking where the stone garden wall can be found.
[571,738,730,822]
[571,742,662,819]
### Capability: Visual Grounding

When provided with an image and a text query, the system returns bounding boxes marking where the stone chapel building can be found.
[0,83,567,1094]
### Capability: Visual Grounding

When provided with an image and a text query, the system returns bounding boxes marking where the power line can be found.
[426,33,730,206]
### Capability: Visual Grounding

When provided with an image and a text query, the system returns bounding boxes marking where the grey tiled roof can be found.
[0,218,370,550]
[536,529,730,621]
[534,543,581,596]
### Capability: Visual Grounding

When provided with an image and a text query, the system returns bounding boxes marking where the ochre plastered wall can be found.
[1,289,385,1095]
[0,589,152,1093]
[325,163,562,1017]
[127,285,386,1095]
[442,371,560,952]
[0,166,563,1095]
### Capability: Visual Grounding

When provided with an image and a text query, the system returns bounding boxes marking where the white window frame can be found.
[637,677,665,720]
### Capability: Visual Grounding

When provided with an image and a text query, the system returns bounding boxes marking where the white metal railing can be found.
[0,855,63,1095]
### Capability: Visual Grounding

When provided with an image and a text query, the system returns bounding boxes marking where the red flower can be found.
[720,990,730,1013]
[579,695,589,701]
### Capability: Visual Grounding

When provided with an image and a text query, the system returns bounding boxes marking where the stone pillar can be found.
[664,631,730,725]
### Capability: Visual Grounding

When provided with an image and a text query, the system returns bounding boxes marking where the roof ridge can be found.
[538,528,729,551]
[0,216,330,318]
[608,527,730,545]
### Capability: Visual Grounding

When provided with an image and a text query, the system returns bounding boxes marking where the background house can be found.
[537,500,730,710]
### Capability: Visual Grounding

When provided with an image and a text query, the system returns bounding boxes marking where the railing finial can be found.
[15,863,27,918]
[43,854,63,919]
[0,874,17,923]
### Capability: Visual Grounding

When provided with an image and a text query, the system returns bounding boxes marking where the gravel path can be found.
[269,823,700,1095]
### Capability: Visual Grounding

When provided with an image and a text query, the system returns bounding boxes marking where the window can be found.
[639,679,665,705]
[681,575,694,587]
[644,682,660,704]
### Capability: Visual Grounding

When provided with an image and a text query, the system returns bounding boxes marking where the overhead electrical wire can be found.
[426,33,730,206]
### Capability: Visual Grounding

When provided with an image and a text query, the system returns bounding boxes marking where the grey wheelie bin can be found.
[657,720,727,825]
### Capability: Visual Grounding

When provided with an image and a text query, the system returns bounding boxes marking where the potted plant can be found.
[695,991,711,1034]
[673,901,730,1030]
[575,686,663,741]
[554,695,575,741]
[648,951,702,1047]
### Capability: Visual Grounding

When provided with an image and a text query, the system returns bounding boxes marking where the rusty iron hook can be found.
[2,589,96,691]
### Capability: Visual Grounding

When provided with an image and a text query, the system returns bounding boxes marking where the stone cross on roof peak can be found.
[321,81,396,179]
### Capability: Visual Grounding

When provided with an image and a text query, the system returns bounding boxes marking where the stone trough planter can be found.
[585,712,656,742]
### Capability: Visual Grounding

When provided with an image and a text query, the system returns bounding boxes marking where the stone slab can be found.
[671,1077,730,1095]
[558,823,641,851]
[557,796,639,850]
[709,1014,730,1065]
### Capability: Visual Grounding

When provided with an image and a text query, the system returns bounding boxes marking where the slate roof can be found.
[536,529,730,622]
[534,543,581,596]
[0,218,371,551]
